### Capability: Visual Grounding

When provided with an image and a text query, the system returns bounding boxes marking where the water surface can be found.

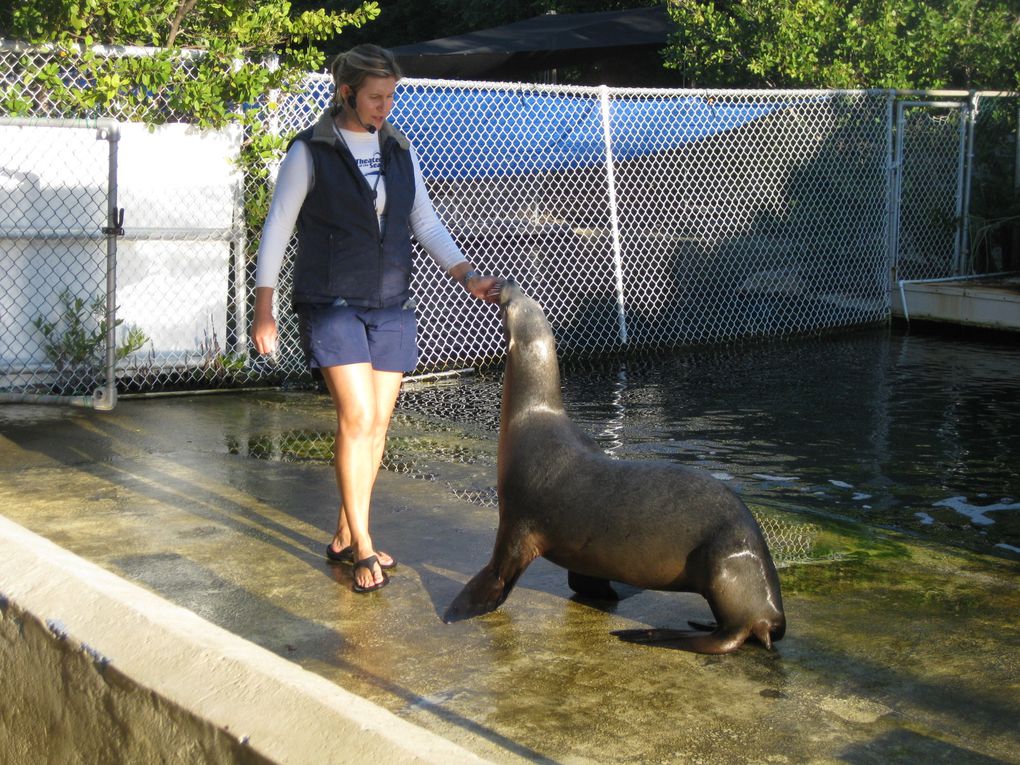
[401,325,1020,559]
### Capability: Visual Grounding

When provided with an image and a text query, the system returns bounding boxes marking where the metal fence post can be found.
[957,94,978,274]
[884,91,898,292]
[599,84,628,347]
[97,121,122,410]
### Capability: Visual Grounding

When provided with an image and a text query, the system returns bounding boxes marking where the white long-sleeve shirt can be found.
[254,126,465,289]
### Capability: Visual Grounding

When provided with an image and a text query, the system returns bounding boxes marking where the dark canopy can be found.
[391,6,672,82]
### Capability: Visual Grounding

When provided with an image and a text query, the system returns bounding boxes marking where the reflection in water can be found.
[229,430,484,482]
[447,486,499,507]
[596,367,628,454]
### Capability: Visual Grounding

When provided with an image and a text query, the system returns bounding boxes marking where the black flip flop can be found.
[326,544,396,569]
[352,555,390,594]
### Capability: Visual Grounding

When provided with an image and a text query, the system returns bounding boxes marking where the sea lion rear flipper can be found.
[567,571,619,601]
[687,619,716,632]
[612,626,753,655]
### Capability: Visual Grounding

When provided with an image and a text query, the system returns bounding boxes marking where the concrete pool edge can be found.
[0,514,491,764]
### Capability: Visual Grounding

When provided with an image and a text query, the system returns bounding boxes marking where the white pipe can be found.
[0,116,119,132]
[0,392,99,407]
[117,386,282,400]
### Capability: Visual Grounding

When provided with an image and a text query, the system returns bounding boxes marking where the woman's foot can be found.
[352,555,389,593]
[327,540,395,568]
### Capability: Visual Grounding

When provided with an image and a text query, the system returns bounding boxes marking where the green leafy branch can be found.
[4,0,382,259]
[32,290,148,370]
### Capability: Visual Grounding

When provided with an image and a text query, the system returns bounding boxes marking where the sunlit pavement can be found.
[2,390,1018,763]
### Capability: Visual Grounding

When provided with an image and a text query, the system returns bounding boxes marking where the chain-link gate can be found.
[892,100,969,281]
[111,123,247,395]
[0,117,121,409]
[1,43,1016,406]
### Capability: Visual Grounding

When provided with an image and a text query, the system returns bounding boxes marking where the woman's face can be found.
[344,75,397,133]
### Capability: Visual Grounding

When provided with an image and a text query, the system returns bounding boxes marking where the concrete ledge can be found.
[892,274,1020,331]
[0,515,489,764]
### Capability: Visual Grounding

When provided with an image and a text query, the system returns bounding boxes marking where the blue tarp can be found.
[392,87,790,179]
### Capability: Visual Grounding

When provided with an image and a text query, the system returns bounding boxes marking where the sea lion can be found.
[444,281,786,654]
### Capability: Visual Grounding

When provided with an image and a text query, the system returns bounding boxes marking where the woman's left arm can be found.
[408,147,502,303]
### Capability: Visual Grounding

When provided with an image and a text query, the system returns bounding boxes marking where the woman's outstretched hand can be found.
[469,275,505,304]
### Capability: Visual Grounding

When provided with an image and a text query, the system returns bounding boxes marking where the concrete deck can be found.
[892,273,1020,332]
[2,390,1019,763]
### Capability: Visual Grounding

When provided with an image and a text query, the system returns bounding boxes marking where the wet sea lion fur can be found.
[444,282,786,654]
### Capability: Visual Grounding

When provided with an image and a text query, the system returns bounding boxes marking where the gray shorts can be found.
[296,302,418,372]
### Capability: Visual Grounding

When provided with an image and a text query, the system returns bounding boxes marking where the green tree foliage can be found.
[3,0,380,127]
[2,0,380,258]
[664,0,1020,89]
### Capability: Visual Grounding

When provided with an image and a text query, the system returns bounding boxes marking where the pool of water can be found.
[398,324,1020,560]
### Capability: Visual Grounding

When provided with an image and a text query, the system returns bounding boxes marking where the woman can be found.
[252,44,502,593]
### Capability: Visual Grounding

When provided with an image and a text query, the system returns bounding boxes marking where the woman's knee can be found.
[337,407,376,439]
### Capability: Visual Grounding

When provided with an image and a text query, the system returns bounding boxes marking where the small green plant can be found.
[32,290,148,370]
[197,321,248,385]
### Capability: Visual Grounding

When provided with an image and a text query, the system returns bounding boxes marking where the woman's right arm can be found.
[252,142,313,355]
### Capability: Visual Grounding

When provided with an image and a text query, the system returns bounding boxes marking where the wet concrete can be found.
[1,389,1018,764]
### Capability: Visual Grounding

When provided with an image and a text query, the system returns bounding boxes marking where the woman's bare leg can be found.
[321,363,403,589]
[329,407,396,568]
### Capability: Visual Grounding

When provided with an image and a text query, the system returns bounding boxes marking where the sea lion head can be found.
[498,280,557,363]
[497,279,564,418]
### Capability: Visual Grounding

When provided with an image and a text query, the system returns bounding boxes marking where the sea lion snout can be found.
[498,278,522,308]
[497,280,520,336]
[498,283,555,350]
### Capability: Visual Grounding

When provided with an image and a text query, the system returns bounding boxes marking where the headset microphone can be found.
[346,93,376,134]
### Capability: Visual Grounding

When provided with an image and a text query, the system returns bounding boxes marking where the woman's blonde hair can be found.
[330,44,402,95]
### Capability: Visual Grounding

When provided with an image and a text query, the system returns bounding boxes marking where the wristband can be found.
[460,269,480,286]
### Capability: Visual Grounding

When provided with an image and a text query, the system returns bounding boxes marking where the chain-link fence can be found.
[2,44,1017,405]
[0,114,248,405]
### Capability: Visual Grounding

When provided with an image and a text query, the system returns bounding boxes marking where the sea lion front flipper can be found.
[567,570,619,601]
[443,562,526,623]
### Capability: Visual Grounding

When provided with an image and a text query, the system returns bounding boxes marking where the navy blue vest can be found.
[289,113,417,308]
